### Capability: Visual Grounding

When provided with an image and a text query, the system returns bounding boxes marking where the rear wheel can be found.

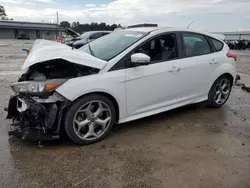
[207,75,232,108]
[64,94,115,145]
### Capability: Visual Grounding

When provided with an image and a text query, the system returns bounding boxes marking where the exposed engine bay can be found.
[6,59,99,141]
[18,58,99,81]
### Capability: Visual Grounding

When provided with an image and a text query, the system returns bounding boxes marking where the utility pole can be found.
[56,11,59,38]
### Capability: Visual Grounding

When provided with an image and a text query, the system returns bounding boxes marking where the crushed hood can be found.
[22,39,107,70]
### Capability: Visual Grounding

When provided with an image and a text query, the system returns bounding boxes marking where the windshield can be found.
[80,32,92,39]
[79,31,147,61]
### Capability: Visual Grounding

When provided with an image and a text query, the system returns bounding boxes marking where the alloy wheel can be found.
[73,100,112,141]
[214,78,231,105]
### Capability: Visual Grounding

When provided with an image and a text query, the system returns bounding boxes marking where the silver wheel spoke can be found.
[96,117,111,130]
[84,123,97,139]
[79,103,93,118]
[75,119,90,132]
[221,83,227,90]
[94,102,109,117]
[222,90,229,95]
[85,108,93,118]
[94,102,103,117]
[216,93,222,103]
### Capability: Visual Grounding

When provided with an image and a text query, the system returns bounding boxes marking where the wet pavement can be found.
[0,40,250,188]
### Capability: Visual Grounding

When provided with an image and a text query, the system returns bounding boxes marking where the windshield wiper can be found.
[88,44,95,57]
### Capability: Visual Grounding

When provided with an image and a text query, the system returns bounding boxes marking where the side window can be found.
[102,32,109,36]
[134,33,178,63]
[209,37,224,51]
[90,33,101,40]
[182,33,211,57]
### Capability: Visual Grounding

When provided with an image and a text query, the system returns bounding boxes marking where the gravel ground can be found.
[0,40,250,188]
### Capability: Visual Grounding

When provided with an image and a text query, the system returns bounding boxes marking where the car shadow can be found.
[112,102,208,134]
[8,101,225,148]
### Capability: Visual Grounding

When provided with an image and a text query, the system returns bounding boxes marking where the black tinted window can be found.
[209,37,223,51]
[90,33,101,39]
[102,32,110,36]
[182,33,211,57]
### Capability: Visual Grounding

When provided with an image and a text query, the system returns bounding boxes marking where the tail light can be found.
[227,50,237,61]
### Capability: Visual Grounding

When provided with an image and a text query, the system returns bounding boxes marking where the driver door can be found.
[125,33,183,116]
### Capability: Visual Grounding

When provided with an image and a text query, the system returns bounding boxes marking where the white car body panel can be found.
[22,39,107,70]
[24,27,236,124]
[56,70,127,119]
[125,54,213,118]
[209,45,236,85]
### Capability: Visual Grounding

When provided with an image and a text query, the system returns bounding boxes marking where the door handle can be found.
[169,66,181,73]
[209,59,219,64]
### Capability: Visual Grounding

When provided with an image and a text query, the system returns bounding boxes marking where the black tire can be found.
[64,94,116,145]
[207,75,233,108]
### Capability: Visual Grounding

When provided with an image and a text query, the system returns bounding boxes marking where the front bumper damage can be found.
[6,93,71,141]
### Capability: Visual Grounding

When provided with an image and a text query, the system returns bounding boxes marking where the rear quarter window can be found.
[182,32,211,57]
[209,37,224,51]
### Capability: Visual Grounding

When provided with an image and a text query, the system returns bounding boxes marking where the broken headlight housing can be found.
[11,79,67,94]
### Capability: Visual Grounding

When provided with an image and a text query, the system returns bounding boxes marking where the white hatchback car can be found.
[7,27,236,144]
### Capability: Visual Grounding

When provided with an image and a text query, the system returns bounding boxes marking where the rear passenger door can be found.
[177,32,214,100]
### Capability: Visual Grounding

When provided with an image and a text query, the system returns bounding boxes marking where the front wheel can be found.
[207,75,232,108]
[64,94,115,145]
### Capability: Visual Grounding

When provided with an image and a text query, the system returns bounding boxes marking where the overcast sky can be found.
[0,0,250,31]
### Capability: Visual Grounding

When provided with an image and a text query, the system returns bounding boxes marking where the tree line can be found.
[60,21,121,33]
[0,5,120,32]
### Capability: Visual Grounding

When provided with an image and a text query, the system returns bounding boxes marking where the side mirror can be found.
[131,53,150,66]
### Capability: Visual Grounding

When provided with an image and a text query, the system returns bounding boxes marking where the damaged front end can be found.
[6,58,100,141]
[7,93,70,141]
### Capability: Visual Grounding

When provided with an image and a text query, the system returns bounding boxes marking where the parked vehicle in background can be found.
[63,27,81,45]
[226,40,250,50]
[64,27,111,48]
[17,34,30,40]
[72,31,111,49]
[6,27,236,145]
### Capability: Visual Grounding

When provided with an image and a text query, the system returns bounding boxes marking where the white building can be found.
[215,31,250,41]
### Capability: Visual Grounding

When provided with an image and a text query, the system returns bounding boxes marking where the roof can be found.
[0,20,57,25]
[124,27,207,33]
[0,20,62,30]
[124,27,161,32]
[82,30,112,33]
[123,27,225,40]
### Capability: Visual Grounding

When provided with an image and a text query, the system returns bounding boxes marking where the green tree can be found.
[0,5,7,19]
[60,21,71,28]
[65,21,121,34]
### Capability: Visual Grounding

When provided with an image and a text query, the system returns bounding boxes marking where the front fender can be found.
[56,70,127,119]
